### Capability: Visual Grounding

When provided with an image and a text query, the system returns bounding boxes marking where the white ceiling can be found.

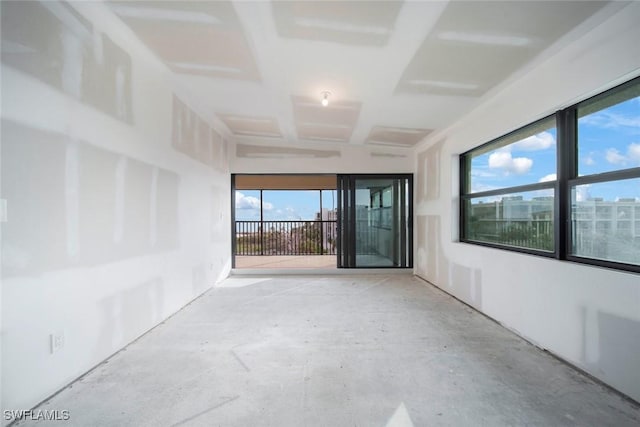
[109,0,618,150]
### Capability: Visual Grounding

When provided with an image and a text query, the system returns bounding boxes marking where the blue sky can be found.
[470,95,640,202]
[235,190,337,221]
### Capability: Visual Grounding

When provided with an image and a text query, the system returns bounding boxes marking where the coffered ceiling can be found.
[109,1,621,150]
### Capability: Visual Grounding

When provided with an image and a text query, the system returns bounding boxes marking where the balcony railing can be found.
[235,220,337,256]
[467,219,554,251]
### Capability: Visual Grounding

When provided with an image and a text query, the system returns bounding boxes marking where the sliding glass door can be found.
[337,174,412,268]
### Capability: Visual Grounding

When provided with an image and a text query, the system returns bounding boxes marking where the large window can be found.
[461,117,557,255]
[461,76,640,273]
[570,81,640,267]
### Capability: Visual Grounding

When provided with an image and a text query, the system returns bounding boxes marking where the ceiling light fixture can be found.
[321,91,331,107]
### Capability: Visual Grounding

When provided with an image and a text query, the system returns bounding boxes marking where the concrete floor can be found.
[235,255,336,269]
[234,254,396,269]
[21,275,640,426]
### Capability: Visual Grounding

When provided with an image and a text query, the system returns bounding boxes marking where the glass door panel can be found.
[337,175,412,268]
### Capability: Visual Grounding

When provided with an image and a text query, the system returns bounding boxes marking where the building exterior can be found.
[468,196,640,259]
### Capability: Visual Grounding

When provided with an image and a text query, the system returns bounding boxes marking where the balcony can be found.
[234,220,337,269]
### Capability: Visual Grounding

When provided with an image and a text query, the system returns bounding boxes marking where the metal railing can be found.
[468,219,554,251]
[235,220,337,256]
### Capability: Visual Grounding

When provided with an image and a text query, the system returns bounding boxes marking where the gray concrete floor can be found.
[235,255,336,269]
[21,275,640,426]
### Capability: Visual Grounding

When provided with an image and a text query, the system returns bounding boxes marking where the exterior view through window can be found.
[572,82,640,265]
[232,174,413,269]
[462,117,557,252]
[235,189,337,255]
[461,76,640,273]
[337,174,413,268]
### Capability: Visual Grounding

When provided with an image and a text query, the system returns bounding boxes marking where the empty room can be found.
[1,1,639,426]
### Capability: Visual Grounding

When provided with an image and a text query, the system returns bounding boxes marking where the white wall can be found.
[414,2,640,402]
[232,141,413,175]
[0,2,232,419]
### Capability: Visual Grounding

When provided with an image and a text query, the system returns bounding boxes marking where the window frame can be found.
[460,114,559,258]
[460,76,640,274]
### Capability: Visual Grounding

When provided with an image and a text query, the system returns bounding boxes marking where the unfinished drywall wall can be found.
[232,141,413,175]
[0,1,231,419]
[413,3,640,401]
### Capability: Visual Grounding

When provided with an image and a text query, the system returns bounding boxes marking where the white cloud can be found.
[236,192,259,210]
[605,148,627,165]
[512,131,556,151]
[538,173,557,183]
[605,144,640,166]
[579,113,605,127]
[471,169,497,178]
[575,184,591,202]
[580,111,640,129]
[236,192,273,210]
[488,151,533,175]
[280,207,301,220]
[583,154,596,166]
[628,143,640,163]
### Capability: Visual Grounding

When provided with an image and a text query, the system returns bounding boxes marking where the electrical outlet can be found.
[50,332,65,354]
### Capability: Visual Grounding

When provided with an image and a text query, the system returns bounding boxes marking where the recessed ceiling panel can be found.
[218,114,282,138]
[292,96,361,143]
[272,1,402,46]
[110,1,260,80]
[297,125,353,143]
[371,152,409,159]
[236,144,340,159]
[365,126,432,147]
[396,1,609,97]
